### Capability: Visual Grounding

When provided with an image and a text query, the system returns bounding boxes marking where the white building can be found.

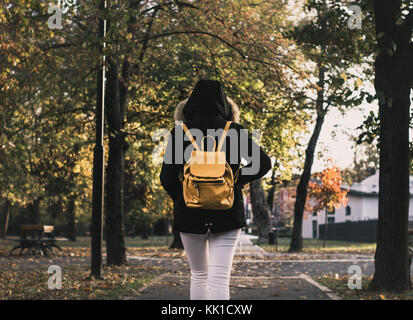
[302,170,413,239]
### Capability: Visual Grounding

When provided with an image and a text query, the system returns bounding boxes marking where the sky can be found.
[310,101,377,173]
[262,98,378,179]
[283,67,379,176]
[282,0,377,176]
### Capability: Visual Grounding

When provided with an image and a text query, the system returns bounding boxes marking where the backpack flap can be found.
[189,150,226,178]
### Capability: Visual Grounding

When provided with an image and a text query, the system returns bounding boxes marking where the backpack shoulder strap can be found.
[180,122,201,151]
[217,121,232,152]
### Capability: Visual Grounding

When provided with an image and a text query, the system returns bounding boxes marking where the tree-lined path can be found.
[1,232,391,300]
[1,0,412,300]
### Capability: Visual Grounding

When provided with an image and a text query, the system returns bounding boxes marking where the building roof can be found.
[343,170,413,197]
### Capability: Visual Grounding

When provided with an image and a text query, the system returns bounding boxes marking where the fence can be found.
[318,220,378,243]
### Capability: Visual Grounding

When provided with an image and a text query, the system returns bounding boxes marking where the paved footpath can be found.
[129,273,336,300]
[127,233,376,300]
[4,233,409,300]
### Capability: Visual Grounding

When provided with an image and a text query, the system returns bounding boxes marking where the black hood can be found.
[182,80,233,121]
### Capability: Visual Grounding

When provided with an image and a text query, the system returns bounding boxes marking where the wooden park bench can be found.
[8,225,66,256]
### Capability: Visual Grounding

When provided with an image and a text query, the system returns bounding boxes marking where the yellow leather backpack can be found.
[179,121,239,210]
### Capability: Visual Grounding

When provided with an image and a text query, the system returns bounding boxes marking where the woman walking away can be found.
[160,79,271,300]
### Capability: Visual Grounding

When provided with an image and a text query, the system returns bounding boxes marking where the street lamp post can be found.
[91,0,107,279]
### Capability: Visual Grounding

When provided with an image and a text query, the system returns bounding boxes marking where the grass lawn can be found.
[0,235,171,299]
[60,235,173,248]
[1,235,376,255]
[0,264,162,300]
[0,235,174,256]
[315,275,413,300]
[253,237,376,254]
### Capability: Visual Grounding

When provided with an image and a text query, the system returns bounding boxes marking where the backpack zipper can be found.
[193,180,224,184]
[205,222,213,237]
[193,178,224,183]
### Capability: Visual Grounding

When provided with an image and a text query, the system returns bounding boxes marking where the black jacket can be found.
[159,80,271,234]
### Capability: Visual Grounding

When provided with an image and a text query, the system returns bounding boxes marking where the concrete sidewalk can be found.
[235,232,264,255]
[129,232,341,300]
[129,273,338,300]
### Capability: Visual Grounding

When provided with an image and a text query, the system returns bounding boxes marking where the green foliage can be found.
[282,0,375,112]
[0,0,370,238]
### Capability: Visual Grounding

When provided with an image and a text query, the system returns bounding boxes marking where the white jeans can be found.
[180,228,241,300]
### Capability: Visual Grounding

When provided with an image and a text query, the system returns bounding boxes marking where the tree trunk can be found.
[105,56,127,265]
[66,197,77,241]
[289,63,327,252]
[29,198,41,225]
[266,169,276,217]
[141,223,149,239]
[323,208,328,248]
[368,1,412,292]
[250,180,272,244]
[50,199,60,226]
[101,0,143,265]
[105,129,127,265]
[1,200,11,239]
[101,0,156,265]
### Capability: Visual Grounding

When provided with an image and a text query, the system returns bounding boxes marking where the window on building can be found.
[327,217,335,224]
[312,221,317,238]
[312,210,317,217]
[345,205,351,216]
